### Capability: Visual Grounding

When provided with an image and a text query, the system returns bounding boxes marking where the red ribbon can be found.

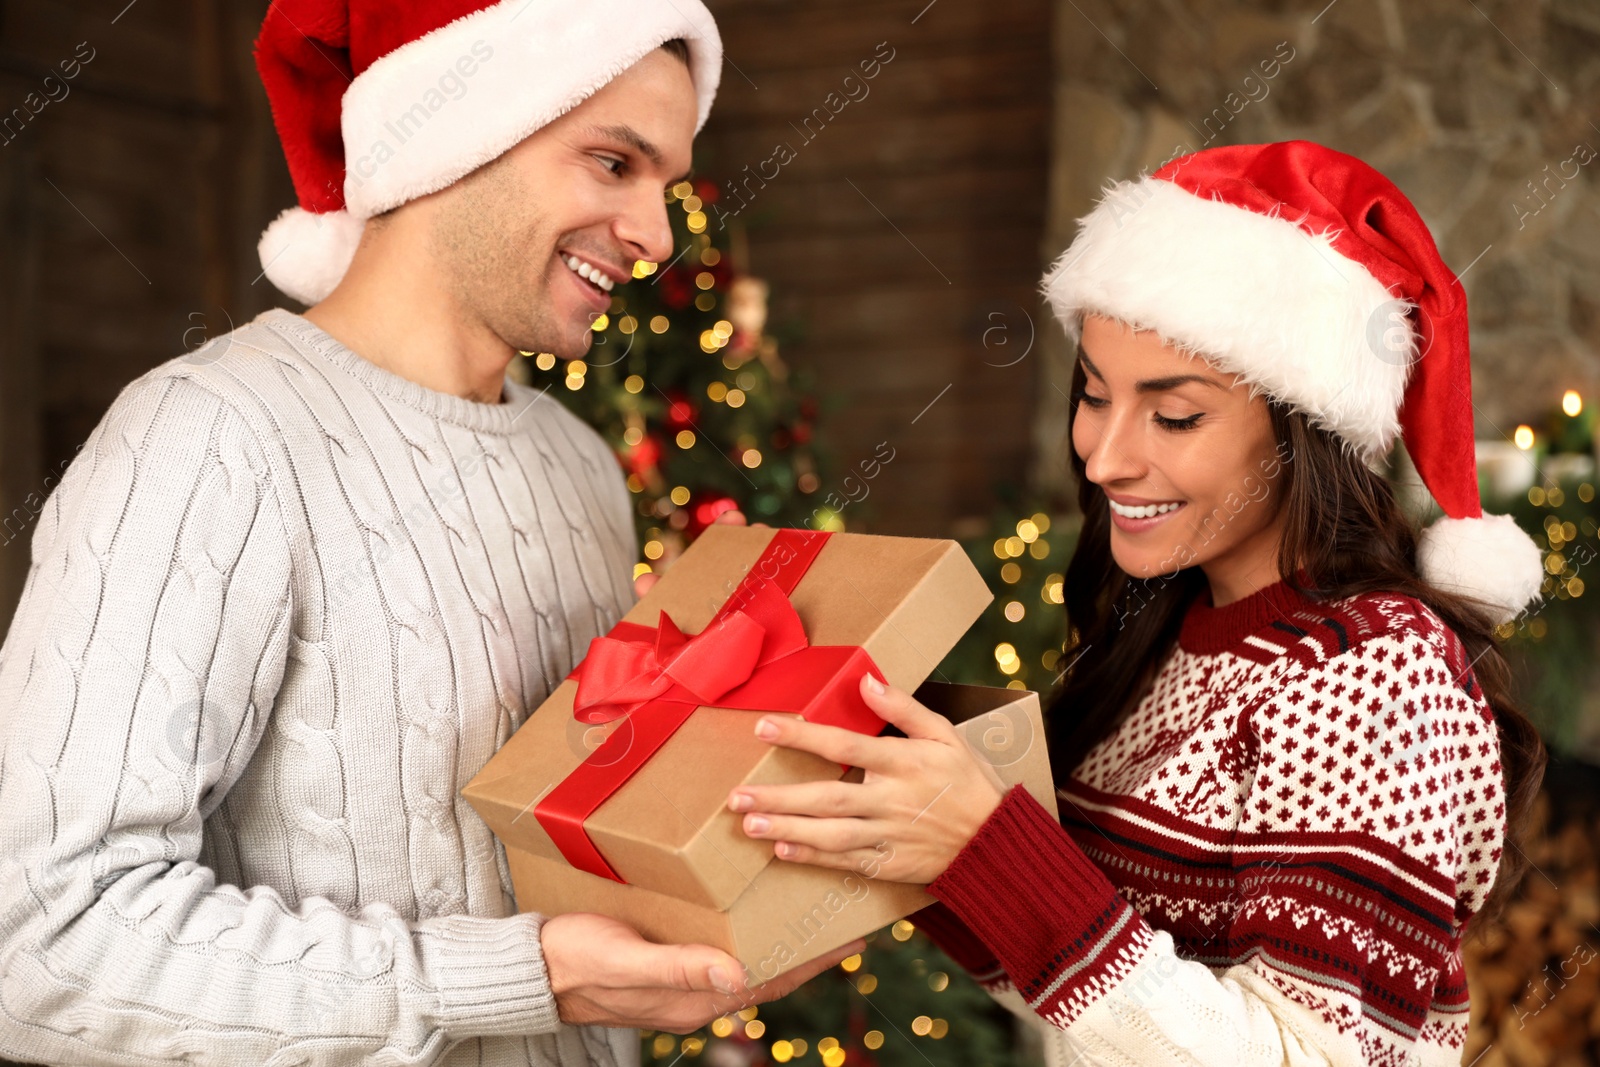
[534,530,887,882]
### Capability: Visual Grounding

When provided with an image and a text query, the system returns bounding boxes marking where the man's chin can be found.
[516,330,593,363]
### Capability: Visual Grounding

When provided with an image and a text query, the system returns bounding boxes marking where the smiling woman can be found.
[731,140,1549,1067]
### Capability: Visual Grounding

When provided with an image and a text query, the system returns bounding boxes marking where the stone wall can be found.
[1033,0,1600,494]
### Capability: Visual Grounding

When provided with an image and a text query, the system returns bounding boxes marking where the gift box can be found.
[462,526,1058,977]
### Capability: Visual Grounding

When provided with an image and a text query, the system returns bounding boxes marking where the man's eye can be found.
[595,155,625,176]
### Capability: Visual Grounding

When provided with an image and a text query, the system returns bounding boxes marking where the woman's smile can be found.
[1106,494,1187,533]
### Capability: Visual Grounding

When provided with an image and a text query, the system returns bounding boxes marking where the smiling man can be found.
[0,3,855,1066]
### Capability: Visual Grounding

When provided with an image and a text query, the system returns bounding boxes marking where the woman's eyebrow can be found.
[1077,350,1224,392]
[1134,374,1227,393]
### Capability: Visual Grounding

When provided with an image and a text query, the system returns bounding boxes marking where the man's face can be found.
[427,47,697,359]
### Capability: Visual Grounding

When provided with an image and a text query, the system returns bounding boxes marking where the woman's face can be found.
[1070,314,1292,603]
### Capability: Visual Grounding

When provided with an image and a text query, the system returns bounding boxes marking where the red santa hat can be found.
[254,0,722,306]
[1043,139,1543,625]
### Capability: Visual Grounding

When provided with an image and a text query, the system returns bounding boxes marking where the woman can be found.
[726,141,1549,1065]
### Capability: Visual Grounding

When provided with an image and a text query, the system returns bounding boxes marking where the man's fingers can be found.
[747,939,866,1000]
[634,572,660,598]
[637,941,746,994]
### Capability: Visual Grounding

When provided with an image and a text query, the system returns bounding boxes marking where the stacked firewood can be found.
[1464,760,1600,1066]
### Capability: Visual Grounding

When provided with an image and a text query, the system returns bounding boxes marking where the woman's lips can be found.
[1107,498,1186,534]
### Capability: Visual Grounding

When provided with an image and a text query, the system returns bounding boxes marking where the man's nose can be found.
[615,192,675,267]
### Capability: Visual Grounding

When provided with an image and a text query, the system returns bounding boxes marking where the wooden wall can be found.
[697,0,1053,535]
[0,0,289,628]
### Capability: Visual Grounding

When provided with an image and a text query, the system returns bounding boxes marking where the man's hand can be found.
[541,912,863,1033]
[632,508,753,599]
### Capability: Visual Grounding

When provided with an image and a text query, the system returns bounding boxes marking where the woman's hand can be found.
[634,509,753,598]
[727,675,1009,885]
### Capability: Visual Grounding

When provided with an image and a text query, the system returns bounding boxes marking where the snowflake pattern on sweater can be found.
[917,580,1506,1067]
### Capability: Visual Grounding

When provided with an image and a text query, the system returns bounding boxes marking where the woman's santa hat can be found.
[254,0,722,306]
[1043,139,1544,625]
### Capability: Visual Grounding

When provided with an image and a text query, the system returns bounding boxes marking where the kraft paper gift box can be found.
[461,525,1059,979]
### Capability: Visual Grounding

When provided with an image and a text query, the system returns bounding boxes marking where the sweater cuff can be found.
[908,902,1003,984]
[928,785,1152,1022]
[413,912,561,1039]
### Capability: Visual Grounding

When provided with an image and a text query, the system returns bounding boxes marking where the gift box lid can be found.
[461,526,993,909]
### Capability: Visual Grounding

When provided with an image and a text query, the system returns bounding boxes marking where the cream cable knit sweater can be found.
[0,308,642,1067]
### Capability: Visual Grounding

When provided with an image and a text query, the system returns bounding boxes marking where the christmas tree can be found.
[510,179,1027,1066]
[937,511,1076,692]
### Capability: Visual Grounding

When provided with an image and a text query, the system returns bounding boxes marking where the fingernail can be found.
[754,718,778,740]
[745,814,770,834]
[728,792,752,812]
[776,842,795,859]
[863,674,886,695]
[709,966,734,993]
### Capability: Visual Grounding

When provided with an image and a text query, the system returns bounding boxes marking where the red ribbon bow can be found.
[570,578,811,726]
[534,530,886,883]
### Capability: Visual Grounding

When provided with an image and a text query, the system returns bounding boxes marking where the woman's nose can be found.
[1082,414,1144,487]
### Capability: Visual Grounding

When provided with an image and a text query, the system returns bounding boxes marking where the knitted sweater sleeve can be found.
[925,629,1505,1066]
[0,375,560,1065]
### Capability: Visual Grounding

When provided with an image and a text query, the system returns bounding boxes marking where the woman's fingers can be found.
[769,840,892,874]
[741,811,882,852]
[858,675,954,742]
[753,714,893,770]
[728,779,867,818]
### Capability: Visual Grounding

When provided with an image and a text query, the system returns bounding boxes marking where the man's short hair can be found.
[660,37,690,64]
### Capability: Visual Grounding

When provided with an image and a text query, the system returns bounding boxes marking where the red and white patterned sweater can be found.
[916,579,1506,1067]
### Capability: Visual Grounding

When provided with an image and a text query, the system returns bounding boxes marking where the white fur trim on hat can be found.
[339,0,721,219]
[1043,176,1411,464]
[1417,512,1545,625]
[258,206,365,306]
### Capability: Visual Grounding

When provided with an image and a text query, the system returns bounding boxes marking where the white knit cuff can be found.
[411,911,562,1039]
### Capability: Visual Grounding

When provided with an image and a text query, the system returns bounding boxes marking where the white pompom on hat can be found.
[1042,140,1543,625]
[254,0,723,306]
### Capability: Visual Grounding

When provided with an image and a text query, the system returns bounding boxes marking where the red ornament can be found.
[792,423,812,446]
[662,390,697,429]
[658,264,695,309]
[621,433,662,477]
[694,178,720,204]
[687,495,740,537]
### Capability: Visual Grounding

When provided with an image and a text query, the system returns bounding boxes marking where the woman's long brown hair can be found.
[1047,356,1547,939]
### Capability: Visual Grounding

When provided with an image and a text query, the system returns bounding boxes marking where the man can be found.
[0,2,854,1064]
